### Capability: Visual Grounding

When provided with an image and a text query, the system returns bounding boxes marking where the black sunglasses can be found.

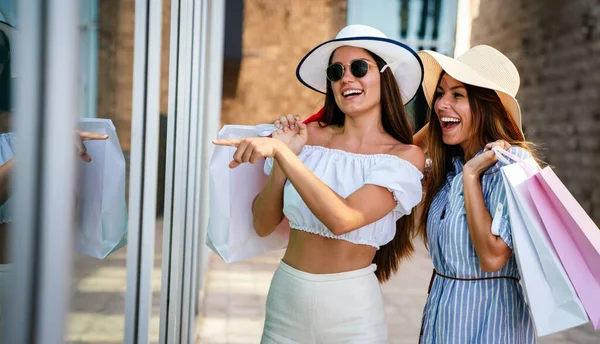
[325,59,387,82]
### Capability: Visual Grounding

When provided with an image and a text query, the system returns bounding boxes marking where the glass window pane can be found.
[0,0,15,334]
[64,0,170,342]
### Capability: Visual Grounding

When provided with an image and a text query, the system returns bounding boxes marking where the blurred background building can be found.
[217,0,599,224]
[470,0,600,224]
[89,0,599,225]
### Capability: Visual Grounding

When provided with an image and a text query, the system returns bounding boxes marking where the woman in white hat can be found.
[214,24,425,342]
[0,21,108,324]
[416,46,537,343]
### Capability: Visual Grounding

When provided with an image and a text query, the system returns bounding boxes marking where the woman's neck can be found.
[461,140,483,162]
[340,109,386,144]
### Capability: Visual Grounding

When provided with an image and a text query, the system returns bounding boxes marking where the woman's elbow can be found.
[253,218,277,237]
[329,226,347,236]
[255,228,273,238]
[479,254,510,272]
[328,218,358,236]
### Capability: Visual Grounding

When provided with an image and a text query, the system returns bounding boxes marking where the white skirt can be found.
[261,261,388,344]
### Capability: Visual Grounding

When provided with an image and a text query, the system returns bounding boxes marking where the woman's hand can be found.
[463,140,511,178]
[272,114,308,155]
[213,137,286,169]
[75,130,109,162]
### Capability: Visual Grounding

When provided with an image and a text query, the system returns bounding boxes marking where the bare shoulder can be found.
[306,121,336,146]
[306,121,323,135]
[390,143,426,173]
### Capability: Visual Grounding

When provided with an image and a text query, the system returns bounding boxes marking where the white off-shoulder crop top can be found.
[264,145,424,249]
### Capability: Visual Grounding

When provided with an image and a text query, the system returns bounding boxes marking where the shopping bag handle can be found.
[302,106,324,124]
[492,146,540,176]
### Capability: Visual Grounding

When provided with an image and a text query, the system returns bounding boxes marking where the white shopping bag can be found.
[207,124,289,263]
[497,150,588,336]
[75,118,128,259]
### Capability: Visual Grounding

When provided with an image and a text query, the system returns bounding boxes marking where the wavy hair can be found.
[419,72,540,245]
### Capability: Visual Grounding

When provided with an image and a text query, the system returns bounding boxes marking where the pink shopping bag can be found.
[528,166,600,330]
[494,147,588,335]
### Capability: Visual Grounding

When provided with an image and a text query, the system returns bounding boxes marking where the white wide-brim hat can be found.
[419,45,523,136]
[296,24,423,105]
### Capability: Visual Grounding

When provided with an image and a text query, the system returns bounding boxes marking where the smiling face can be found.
[329,46,381,116]
[434,73,479,152]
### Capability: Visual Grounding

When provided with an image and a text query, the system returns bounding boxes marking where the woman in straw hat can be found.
[214,24,425,342]
[416,46,537,343]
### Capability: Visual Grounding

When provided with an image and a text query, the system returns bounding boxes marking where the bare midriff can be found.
[282,228,377,274]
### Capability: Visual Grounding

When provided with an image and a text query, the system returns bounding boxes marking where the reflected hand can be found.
[213,137,285,169]
[272,114,308,155]
[76,130,109,163]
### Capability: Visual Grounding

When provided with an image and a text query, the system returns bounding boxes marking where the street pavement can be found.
[197,243,600,344]
[62,219,599,343]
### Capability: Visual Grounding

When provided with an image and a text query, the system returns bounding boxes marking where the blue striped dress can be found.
[420,147,536,344]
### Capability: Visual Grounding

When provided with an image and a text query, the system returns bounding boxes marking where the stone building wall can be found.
[470,0,600,222]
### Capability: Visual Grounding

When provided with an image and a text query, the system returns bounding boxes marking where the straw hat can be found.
[296,24,423,105]
[419,45,523,135]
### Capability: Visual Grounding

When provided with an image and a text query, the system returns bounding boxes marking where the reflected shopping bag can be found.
[207,109,324,263]
[495,148,588,336]
[75,118,128,259]
[529,162,600,330]
[207,124,289,263]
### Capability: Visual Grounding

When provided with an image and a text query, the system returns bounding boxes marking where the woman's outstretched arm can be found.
[215,123,424,236]
[250,114,309,237]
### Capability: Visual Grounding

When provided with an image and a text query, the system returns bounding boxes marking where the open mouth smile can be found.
[440,116,461,131]
[342,89,363,100]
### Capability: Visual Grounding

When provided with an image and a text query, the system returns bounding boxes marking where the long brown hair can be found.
[321,49,417,283]
[419,72,537,245]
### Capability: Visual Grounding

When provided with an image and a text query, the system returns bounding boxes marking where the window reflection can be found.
[0,18,15,328]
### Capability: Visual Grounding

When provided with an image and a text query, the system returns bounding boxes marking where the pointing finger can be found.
[213,139,241,147]
[78,131,109,141]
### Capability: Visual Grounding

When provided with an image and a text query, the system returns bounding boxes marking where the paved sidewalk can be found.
[197,243,600,344]
[66,222,164,344]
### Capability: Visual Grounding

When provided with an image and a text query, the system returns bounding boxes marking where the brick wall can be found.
[98,0,135,151]
[98,0,171,152]
[470,0,600,223]
[160,0,171,116]
[220,0,348,126]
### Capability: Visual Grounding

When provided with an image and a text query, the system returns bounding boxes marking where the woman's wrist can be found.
[462,168,481,184]
[273,140,291,160]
